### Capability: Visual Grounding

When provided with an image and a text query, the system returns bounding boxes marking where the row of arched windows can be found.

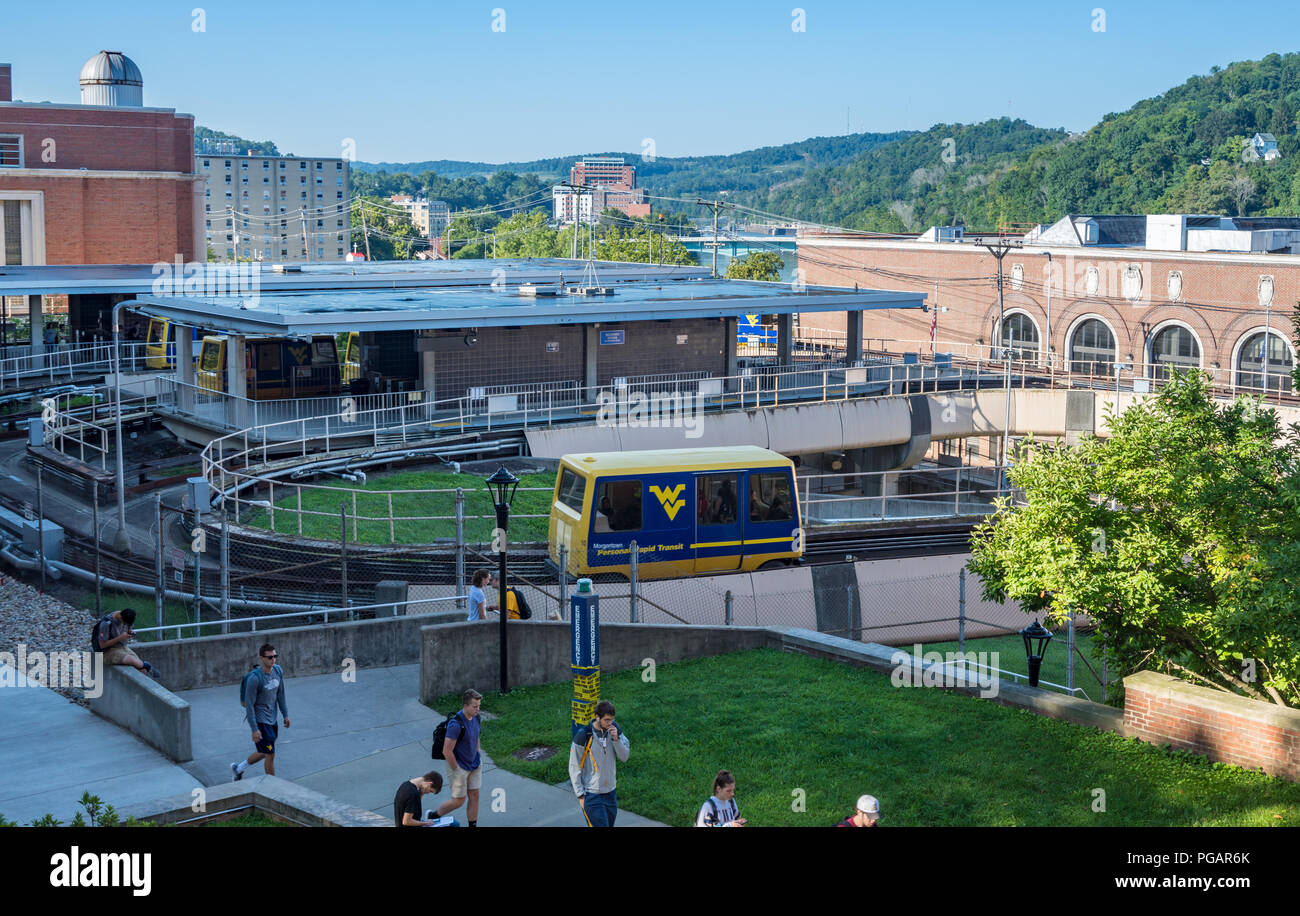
[996,312,1294,394]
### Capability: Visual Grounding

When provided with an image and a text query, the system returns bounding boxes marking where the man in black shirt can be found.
[394,771,444,827]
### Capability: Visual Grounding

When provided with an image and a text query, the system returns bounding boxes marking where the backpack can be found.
[508,586,533,620]
[694,798,720,827]
[90,614,112,652]
[239,665,281,706]
[431,711,467,761]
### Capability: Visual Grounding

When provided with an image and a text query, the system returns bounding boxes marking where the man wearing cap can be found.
[836,794,881,827]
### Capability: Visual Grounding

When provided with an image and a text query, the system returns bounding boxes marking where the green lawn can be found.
[916,632,1104,699]
[243,469,556,545]
[200,811,295,827]
[441,649,1300,827]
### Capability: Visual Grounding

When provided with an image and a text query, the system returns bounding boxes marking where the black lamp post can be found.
[1020,619,1054,688]
[485,466,519,694]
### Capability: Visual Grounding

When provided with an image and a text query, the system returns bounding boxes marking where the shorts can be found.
[103,646,141,667]
[446,762,481,798]
[253,721,278,755]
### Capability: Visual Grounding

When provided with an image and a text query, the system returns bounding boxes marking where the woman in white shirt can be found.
[466,568,496,621]
[695,770,746,827]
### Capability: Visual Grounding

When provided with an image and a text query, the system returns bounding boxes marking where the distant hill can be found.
[759,52,1300,232]
[354,131,914,198]
[195,126,280,157]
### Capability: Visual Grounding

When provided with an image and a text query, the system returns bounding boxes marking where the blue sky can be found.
[7,1,1299,163]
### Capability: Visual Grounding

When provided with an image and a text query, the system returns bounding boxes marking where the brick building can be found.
[0,54,202,267]
[797,213,1300,394]
[553,156,650,224]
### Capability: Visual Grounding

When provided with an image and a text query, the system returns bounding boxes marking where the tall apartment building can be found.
[197,151,351,261]
[0,52,202,266]
[553,155,650,224]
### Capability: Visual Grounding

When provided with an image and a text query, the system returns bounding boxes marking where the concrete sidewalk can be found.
[0,663,202,825]
[176,663,663,827]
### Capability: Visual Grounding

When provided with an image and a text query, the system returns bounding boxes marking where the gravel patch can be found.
[0,574,97,706]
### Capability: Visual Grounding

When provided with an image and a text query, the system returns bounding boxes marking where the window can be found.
[556,469,586,512]
[263,177,269,184]
[595,479,642,532]
[202,159,210,167]
[337,191,343,200]
[748,472,793,523]
[224,175,231,184]
[1148,325,1200,379]
[696,475,739,526]
[1068,318,1116,375]
[336,177,343,187]
[316,219,324,228]
[262,161,269,169]
[300,176,306,184]
[998,313,1040,363]
[1236,331,1293,394]
[225,191,232,199]
[336,162,342,170]
[199,342,221,372]
[316,177,323,184]
[241,161,248,169]
[224,160,231,168]
[257,344,281,372]
[279,162,286,170]
[299,162,306,170]
[315,161,322,169]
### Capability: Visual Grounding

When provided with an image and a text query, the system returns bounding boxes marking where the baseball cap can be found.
[856,795,880,815]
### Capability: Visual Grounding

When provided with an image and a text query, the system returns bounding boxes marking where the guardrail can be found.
[0,341,151,388]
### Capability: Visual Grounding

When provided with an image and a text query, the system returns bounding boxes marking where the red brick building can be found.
[797,215,1300,394]
[0,55,203,267]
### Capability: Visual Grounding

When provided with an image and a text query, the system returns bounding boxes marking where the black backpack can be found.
[510,586,533,620]
[431,711,467,760]
[90,614,112,652]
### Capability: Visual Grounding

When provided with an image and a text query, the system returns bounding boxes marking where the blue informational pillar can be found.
[570,577,600,740]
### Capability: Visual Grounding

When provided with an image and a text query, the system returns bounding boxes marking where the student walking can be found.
[232,644,290,780]
[569,700,630,827]
[436,688,484,827]
[695,770,746,827]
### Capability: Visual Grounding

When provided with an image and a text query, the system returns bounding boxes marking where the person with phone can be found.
[695,770,746,827]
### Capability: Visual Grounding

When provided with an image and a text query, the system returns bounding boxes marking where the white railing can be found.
[0,341,152,388]
[796,466,1007,523]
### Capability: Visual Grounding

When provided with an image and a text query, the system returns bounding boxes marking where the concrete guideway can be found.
[0,662,202,825]
[175,664,664,827]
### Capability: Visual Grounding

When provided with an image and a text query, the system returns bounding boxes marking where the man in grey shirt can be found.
[232,643,290,780]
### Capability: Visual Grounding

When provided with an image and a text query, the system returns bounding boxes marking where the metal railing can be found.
[0,341,151,388]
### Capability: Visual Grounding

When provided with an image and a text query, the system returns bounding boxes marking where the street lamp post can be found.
[1020,618,1054,688]
[110,301,131,553]
[485,466,519,694]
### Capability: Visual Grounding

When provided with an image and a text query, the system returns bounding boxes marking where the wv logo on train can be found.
[649,484,686,520]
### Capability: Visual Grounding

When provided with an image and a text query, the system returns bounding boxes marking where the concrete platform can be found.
[176,663,662,827]
[0,663,202,825]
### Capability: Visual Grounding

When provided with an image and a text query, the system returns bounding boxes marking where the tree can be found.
[968,370,1300,707]
[1229,174,1258,216]
[724,250,787,282]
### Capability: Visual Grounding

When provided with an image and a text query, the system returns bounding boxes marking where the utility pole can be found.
[981,236,1021,359]
[359,203,372,261]
[697,198,727,278]
[301,211,310,262]
[560,182,592,259]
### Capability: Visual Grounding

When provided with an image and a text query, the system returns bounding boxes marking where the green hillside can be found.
[759,52,1300,232]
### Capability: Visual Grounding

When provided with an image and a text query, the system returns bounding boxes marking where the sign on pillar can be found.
[570,577,600,739]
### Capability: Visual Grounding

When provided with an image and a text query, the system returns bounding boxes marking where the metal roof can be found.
[0,258,710,296]
[121,276,925,335]
[561,446,789,473]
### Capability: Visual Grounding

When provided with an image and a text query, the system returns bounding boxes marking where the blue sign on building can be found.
[599,330,625,346]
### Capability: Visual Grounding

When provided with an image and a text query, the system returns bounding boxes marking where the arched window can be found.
[1068,318,1115,375]
[1235,330,1293,394]
[999,312,1040,362]
[1148,325,1200,380]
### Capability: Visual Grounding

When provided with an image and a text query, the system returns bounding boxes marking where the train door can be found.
[341,332,361,384]
[742,467,798,568]
[693,471,743,573]
[145,318,171,368]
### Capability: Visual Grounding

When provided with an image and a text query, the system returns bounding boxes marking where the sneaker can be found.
[231,762,242,781]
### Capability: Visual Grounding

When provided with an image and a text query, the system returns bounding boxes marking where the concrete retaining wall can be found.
[420,620,773,704]
[87,665,193,763]
[140,610,462,692]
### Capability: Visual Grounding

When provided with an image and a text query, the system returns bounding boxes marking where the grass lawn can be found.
[916,632,1104,699]
[243,469,556,545]
[199,811,294,827]
[441,648,1300,827]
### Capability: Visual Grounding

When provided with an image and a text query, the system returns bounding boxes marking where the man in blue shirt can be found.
[436,688,483,827]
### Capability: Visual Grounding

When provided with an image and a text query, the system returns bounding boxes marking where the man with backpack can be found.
[91,607,160,679]
[490,574,533,620]
[432,688,483,826]
[232,644,290,780]
[569,700,630,827]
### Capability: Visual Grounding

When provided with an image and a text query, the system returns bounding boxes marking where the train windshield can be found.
[199,341,221,372]
[147,320,167,344]
[557,468,585,512]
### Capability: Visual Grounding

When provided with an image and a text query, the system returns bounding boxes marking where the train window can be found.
[147,322,167,344]
[749,472,793,522]
[313,339,336,363]
[596,479,642,532]
[199,343,220,372]
[257,346,281,372]
[557,469,586,513]
[696,474,739,526]
[346,336,360,364]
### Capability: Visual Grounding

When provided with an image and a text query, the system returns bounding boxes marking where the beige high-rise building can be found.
[197,147,351,261]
